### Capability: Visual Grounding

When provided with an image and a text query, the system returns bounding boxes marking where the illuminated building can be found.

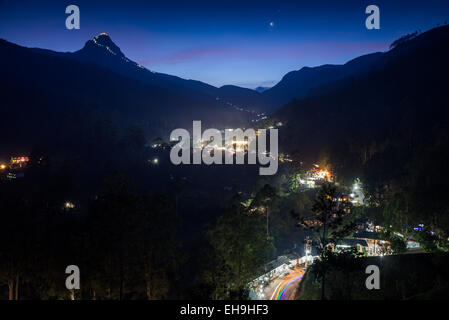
[10,156,29,168]
[65,202,75,209]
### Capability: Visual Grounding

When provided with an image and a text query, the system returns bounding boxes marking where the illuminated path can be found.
[276,274,304,300]
[267,267,306,300]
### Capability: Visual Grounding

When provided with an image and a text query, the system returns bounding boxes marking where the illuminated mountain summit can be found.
[77,33,129,61]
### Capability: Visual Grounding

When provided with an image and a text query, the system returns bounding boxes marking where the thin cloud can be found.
[138,47,246,65]
[137,40,389,67]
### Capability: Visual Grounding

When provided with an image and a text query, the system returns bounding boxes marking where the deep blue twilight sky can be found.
[1,0,448,88]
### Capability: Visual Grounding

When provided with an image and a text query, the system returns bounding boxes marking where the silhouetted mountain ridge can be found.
[261,52,384,108]
[24,33,392,114]
[274,25,449,173]
[0,38,250,155]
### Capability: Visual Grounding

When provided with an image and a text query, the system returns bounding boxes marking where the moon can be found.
[269,21,274,27]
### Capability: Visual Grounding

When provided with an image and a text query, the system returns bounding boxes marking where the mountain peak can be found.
[93,33,112,44]
[85,32,125,58]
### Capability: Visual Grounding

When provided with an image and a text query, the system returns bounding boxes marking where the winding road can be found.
[267,267,306,300]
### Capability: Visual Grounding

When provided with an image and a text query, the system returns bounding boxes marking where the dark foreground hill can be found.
[297,253,449,300]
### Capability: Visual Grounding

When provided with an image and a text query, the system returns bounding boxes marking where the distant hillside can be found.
[255,86,270,93]
[216,85,270,112]
[69,33,221,98]
[262,52,384,110]
[274,25,449,183]
[3,25,448,160]
[0,37,250,156]
[31,33,272,114]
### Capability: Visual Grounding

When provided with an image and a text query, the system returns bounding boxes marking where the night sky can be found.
[1,0,448,88]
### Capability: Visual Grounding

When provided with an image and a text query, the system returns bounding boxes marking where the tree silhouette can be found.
[250,184,279,237]
[298,182,354,299]
[208,194,274,299]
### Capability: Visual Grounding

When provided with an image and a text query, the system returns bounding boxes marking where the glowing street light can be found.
[65,202,75,209]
